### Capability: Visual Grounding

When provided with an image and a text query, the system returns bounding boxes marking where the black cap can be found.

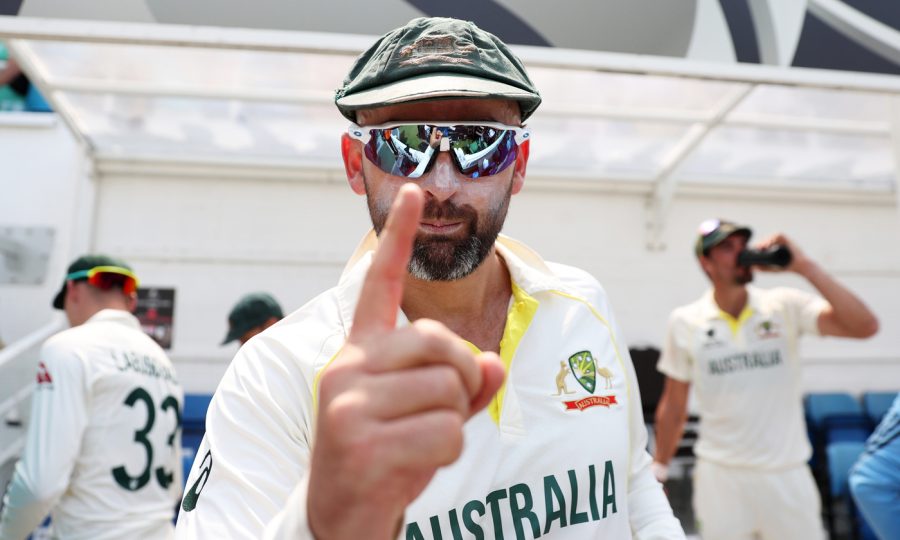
[335,17,542,122]
[695,219,752,257]
[52,254,134,310]
[222,292,284,345]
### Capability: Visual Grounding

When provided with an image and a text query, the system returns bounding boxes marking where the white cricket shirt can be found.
[657,287,827,469]
[0,309,183,540]
[176,233,684,539]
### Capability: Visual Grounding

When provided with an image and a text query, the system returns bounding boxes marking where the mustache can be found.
[422,199,476,221]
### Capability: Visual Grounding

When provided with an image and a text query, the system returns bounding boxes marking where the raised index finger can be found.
[349,183,424,343]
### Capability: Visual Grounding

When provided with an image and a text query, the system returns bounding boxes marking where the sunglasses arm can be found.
[347,125,373,144]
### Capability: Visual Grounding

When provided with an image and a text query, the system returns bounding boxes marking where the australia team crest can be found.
[554,350,618,412]
[569,350,597,392]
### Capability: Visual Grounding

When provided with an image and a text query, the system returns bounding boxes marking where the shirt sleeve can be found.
[772,287,828,337]
[656,311,693,383]
[608,308,687,539]
[262,476,314,540]
[0,339,90,540]
[174,335,317,539]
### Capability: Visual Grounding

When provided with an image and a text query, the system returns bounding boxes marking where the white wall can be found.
[0,113,83,345]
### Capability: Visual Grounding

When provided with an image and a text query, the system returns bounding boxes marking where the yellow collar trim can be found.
[718,305,754,338]
[316,282,540,426]
[465,281,539,426]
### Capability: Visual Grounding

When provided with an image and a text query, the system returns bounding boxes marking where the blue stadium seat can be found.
[183,394,213,428]
[182,432,204,457]
[183,454,194,488]
[826,441,864,538]
[862,392,898,428]
[827,441,865,497]
[181,394,212,458]
[826,441,878,540]
[824,414,871,444]
[806,393,867,475]
[806,393,864,432]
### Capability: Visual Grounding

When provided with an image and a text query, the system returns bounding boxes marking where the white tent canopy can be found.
[2,16,898,248]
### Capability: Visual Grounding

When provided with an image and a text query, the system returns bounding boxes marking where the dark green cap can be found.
[695,219,752,257]
[52,254,134,309]
[222,292,284,345]
[335,17,542,122]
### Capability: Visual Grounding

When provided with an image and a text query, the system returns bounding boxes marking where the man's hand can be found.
[308,184,506,540]
[753,233,811,275]
[754,232,878,338]
[650,461,669,484]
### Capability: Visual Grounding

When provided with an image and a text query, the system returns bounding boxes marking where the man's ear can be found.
[125,291,138,312]
[65,280,80,306]
[341,133,366,195]
[510,139,529,195]
[698,255,714,276]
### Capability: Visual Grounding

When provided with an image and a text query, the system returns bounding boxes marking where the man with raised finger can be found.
[176,17,684,539]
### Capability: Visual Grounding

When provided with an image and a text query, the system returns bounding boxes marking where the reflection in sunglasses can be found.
[349,122,529,179]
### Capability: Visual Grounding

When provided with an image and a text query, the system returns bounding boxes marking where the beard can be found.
[734,266,754,285]
[367,181,512,281]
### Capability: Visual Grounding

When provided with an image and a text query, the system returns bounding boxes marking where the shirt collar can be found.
[83,308,142,330]
[700,286,760,321]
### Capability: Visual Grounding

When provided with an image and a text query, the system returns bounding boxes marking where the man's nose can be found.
[418,152,461,202]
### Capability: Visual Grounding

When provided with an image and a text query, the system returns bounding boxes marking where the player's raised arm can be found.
[307,183,505,539]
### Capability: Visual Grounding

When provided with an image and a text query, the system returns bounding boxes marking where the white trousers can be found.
[693,459,825,540]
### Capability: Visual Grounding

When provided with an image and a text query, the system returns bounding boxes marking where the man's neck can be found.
[712,284,749,319]
[401,248,512,353]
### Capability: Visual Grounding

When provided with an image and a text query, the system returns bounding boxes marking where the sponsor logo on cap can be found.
[399,35,476,66]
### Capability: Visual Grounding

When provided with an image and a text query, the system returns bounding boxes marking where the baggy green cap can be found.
[222,292,284,345]
[335,17,542,122]
[695,219,752,257]
[52,254,134,310]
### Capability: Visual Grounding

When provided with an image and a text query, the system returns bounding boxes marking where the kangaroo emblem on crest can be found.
[597,366,613,390]
[553,361,575,395]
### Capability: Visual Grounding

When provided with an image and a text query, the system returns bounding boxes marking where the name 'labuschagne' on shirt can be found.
[113,350,178,383]
[707,349,783,376]
[405,461,618,540]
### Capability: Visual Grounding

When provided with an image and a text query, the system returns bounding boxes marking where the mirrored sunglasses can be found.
[67,265,140,294]
[347,121,530,179]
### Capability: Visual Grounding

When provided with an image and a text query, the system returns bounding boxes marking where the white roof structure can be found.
[1,15,898,247]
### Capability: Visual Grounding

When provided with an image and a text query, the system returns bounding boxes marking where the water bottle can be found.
[737,245,792,268]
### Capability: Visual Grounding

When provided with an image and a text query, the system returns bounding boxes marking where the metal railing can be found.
[0,318,65,466]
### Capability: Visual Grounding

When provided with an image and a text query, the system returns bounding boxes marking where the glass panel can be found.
[530,67,742,113]
[528,115,688,177]
[27,40,354,94]
[734,84,890,123]
[678,126,894,189]
[62,93,346,161]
